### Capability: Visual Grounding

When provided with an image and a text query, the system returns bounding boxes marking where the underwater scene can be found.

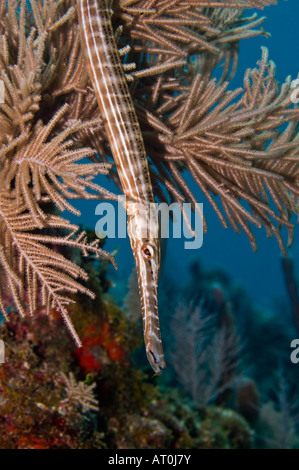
[0,0,298,451]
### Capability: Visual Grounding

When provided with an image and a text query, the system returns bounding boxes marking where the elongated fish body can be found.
[77,0,165,373]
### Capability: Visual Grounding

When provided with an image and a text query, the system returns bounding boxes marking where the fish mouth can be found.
[148,349,166,375]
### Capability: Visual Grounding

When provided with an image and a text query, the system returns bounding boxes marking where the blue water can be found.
[71,0,299,312]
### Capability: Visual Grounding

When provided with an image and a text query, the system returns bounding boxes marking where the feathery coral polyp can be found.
[0,0,298,369]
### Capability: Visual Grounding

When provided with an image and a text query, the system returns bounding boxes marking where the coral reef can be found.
[153,257,299,448]
[0,310,99,449]
[0,285,254,449]
[0,231,298,449]
[0,0,298,350]
[160,257,296,393]
[0,0,298,450]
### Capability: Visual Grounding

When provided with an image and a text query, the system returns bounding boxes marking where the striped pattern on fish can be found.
[77,0,165,373]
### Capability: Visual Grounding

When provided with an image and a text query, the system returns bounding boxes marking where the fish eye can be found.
[141,243,154,259]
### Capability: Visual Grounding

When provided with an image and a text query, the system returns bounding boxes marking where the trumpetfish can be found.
[77,0,166,373]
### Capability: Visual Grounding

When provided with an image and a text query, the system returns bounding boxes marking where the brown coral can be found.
[0,0,298,347]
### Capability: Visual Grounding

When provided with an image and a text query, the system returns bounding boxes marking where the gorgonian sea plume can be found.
[0,0,297,366]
